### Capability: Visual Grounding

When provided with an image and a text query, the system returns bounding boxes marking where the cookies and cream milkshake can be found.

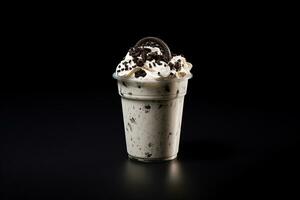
[113,37,192,162]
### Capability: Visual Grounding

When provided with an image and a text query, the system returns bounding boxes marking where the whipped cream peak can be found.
[115,37,192,81]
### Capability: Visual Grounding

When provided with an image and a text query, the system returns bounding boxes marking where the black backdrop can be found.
[1,4,299,199]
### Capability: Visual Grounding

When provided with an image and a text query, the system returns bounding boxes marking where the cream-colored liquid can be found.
[117,78,189,161]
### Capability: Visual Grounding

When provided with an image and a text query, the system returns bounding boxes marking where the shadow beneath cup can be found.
[179,140,236,161]
[119,158,196,199]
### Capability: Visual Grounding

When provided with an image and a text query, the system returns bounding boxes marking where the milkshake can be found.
[113,37,193,162]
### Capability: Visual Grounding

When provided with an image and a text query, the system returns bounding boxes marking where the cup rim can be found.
[112,73,193,83]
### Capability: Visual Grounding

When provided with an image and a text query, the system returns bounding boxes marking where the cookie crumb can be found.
[165,85,170,92]
[128,123,132,131]
[130,117,136,123]
[145,152,152,158]
[144,105,151,109]
[134,68,147,78]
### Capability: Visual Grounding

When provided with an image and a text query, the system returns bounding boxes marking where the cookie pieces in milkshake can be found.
[115,37,192,80]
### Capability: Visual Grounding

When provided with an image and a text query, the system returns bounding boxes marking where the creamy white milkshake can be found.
[113,37,193,162]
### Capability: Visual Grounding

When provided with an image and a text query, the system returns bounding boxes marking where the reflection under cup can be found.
[120,159,193,199]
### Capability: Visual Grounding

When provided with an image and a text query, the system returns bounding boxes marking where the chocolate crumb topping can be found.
[169,61,182,71]
[145,47,151,53]
[141,52,146,62]
[134,68,147,78]
[136,59,144,67]
[156,60,162,65]
[147,54,153,61]
[175,61,182,71]
[133,57,138,63]
[116,37,191,81]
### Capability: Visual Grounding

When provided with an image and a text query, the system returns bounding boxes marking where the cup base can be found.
[128,154,177,163]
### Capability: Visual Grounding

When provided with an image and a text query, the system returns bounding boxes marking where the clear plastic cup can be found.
[113,74,192,162]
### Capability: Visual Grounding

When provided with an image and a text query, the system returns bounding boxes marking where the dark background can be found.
[1,4,299,199]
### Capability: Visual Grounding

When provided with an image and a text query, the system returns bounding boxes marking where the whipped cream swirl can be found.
[115,41,192,81]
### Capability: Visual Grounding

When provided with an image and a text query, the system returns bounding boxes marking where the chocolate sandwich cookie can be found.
[134,37,172,62]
